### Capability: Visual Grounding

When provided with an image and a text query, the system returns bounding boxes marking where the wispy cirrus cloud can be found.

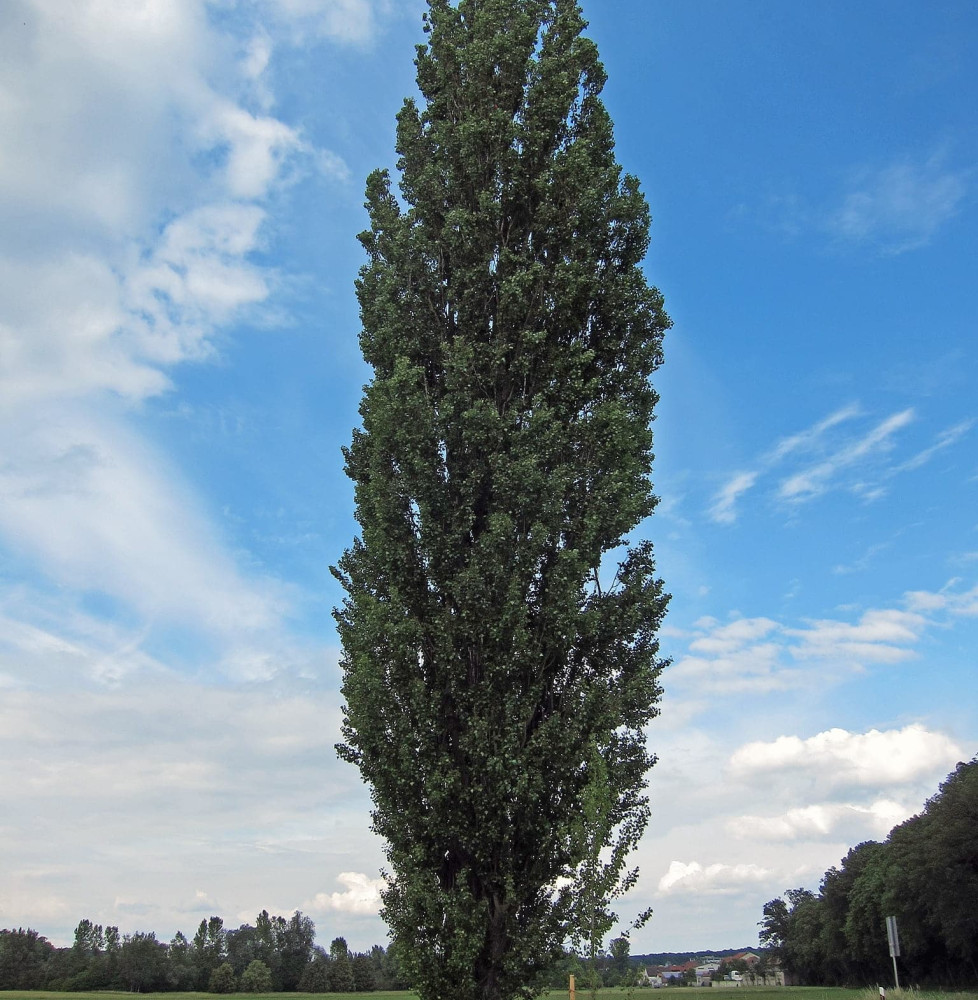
[830,151,971,255]
[708,472,757,525]
[260,0,380,45]
[764,403,863,464]
[708,403,972,524]
[894,419,975,473]
[708,403,862,524]
[778,409,915,502]
[739,149,970,256]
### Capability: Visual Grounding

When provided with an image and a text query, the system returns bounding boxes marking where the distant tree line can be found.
[760,756,978,988]
[0,912,653,994]
[0,910,410,993]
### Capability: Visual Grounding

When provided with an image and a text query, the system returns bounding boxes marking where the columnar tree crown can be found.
[333,3,670,1000]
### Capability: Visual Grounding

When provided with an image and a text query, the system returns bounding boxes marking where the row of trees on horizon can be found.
[0,910,660,994]
[0,910,408,994]
[759,756,978,989]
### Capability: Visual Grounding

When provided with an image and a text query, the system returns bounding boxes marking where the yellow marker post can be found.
[569,974,576,1000]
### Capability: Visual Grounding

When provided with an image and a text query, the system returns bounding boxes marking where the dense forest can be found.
[760,756,978,988]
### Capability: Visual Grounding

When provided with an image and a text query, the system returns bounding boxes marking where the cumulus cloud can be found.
[688,617,779,655]
[305,872,386,916]
[726,799,913,842]
[0,0,389,948]
[668,600,929,695]
[787,608,926,664]
[728,724,963,787]
[657,861,771,896]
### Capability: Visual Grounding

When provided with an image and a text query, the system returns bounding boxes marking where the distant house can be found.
[637,968,665,988]
[695,962,721,985]
[725,952,760,966]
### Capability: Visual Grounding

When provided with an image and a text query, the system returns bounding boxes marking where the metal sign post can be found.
[885,915,901,990]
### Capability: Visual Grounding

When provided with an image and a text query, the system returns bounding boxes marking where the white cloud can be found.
[765,404,863,463]
[833,539,891,576]
[261,0,378,44]
[304,872,386,916]
[0,673,384,945]
[708,404,971,524]
[905,580,978,617]
[688,617,779,655]
[831,151,970,254]
[778,409,915,502]
[0,0,361,661]
[669,642,794,695]
[657,860,771,896]
[726,799,913,842]
[895,419,975,473]
[728,724,963,787]
[668,601,928,695]
[787,608,926,664]
[709,471,757,525]
[0,410,286,635]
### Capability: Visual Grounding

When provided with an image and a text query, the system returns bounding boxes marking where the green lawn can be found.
[2,992,976,1000]
[576,991,978,1000]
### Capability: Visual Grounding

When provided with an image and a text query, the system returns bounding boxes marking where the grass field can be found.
[2,990,977,1000]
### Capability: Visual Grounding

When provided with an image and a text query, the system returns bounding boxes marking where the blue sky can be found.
[1,0,976,955]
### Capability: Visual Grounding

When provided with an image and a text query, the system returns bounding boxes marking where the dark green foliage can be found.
[352,952,378,991]
[207,961,237,993]
[0,910,393,993]
[118,932,169,993]
[0,928,56,990]
[333,4,669,1000]
[241,959,274,992]
[607,936,636,987]
[328,937,355,993]
[168,931,196,991]
[298,950,331,993]
[761,756,978,988]
[192,916,227,991]
[279,912,316,990]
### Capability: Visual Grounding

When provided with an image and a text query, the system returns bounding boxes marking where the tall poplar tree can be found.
[333,3,670,1000]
